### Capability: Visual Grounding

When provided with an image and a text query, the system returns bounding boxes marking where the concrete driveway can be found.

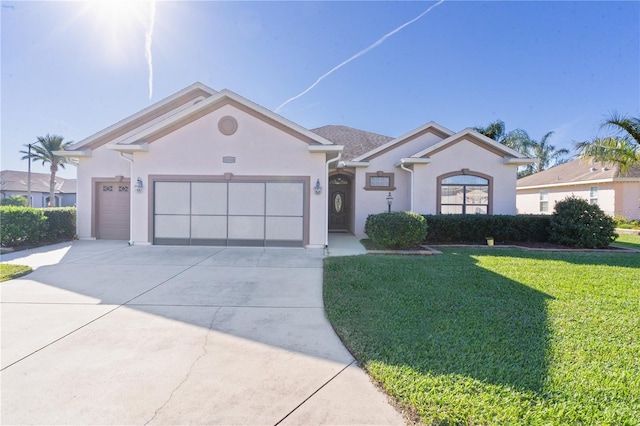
[1,241,404,425]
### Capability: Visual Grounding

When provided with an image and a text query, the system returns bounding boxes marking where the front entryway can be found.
[328,174,351,232]
[153,179,307,247]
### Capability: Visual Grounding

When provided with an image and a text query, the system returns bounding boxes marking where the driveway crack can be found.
[144,307,221,425]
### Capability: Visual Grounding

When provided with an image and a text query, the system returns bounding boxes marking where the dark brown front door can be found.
[329,174,350,231]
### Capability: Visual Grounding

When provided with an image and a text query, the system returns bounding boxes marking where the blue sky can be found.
[2,0,638,179]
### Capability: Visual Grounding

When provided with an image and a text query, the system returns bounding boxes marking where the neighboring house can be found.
[58,82,534,246]
[516,159,640,219]
[0,170,76,207]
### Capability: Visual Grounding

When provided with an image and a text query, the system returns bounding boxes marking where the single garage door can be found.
[97,182,130,240]
[153,179,306,247]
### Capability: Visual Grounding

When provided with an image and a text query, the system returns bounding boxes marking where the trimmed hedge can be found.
[0,207,48,247]
[422,214,552,244]
[43,208,77,241]
[365,211,428,249]
[0,206,76,247]
[550,196,617,248]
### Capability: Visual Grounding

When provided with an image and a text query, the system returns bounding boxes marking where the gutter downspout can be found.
[400,159,414,212]
[119,152,135,246]
[325,152,342,248]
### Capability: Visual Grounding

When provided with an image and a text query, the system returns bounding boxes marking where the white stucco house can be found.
[58,82,534,247]
[517,159,640,219]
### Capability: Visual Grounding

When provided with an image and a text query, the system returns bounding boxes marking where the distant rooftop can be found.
[0,170,77,193]
[517,158,640,187]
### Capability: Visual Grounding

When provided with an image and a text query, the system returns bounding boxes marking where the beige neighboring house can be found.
[0,170,76,207]
[58,82,534,246]
[516,159,640,219]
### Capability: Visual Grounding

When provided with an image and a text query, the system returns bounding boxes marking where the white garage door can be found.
[97,182,130,240]
[153,180,306,247]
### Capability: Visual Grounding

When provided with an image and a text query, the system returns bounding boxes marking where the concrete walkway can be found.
[1,241,402,425]
[326,233,368,256]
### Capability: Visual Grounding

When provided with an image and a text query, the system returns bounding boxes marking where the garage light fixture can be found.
[314,179,322,195]
[135,178,143,193]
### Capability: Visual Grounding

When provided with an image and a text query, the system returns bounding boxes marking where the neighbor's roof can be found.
[311,125,393,161]
[517,158,640,188]
[0,170,77,193]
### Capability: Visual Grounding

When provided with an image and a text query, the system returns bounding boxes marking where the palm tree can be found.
[474,119,533,153]
[20,135,75,207]
[576,112,640,174]
[520,131,570,177]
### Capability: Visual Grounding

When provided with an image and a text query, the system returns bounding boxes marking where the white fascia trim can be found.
[517,176,640,190]
[504,157,537,165]
[352,121,454,162]
[68,82,218,150]
[397,157,432,166]
[308,145,343,153]
[106,143,149,152]
[341,161,369,168]
[53,150,92,157]
[412,128,528,159]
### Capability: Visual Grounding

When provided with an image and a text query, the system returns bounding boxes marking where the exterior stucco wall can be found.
[617,182,640,219]
[412,139,519,216]
[352,131,444,234]
[516,182,640,218]
[125,104,327,246]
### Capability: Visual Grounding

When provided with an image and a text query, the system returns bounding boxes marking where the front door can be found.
[328,174,350,232]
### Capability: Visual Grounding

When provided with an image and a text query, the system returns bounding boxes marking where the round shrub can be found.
[0,206,47,247]
[1,195,28,207]
[365,211,428,249]
[549,196,617,248]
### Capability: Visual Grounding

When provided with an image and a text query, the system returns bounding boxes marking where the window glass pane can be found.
[540,190,549,201]
[465,186,489,205]
[441,205,463,214]
[442,175,488,185]
[441,185,464,204]
[469,205,488,214]
[369,176,390,187]
[540,201,549,212]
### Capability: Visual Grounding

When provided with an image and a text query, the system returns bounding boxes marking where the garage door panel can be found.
[155,215,190,238]
[192,182,227,215]
[155,182,190,214]
[191,216,227,239]
[228,216,264,240]
[266,182,304,216]
[265,217,303,240]
[228,183,265,216]
[97,183,130,240]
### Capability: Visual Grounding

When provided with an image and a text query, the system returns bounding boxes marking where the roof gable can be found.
[68,82,218,151]
[411,128,532,160]
[354,121,454,162]
[106,89,336,149]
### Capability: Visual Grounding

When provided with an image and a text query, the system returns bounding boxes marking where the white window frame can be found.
[540,190,549,212]
[589,186,598,205]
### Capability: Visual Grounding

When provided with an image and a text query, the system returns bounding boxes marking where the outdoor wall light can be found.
[314,179,322,195]
[386,192,394,212]
[135,177,143,193]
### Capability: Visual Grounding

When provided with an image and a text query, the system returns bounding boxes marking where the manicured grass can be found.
[0,263,32,282]
[612,233,640,250]
[324,248,640,425]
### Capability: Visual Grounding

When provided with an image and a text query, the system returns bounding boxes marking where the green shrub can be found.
[1,195,28,207]
[550,196,617,248]
[43,208,76,240]
[422,214,551,244]
[365,211,428,249]
[0,206,47,247]
[613,215,640,230]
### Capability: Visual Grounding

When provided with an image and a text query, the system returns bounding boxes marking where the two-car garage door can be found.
[153,179,306,247]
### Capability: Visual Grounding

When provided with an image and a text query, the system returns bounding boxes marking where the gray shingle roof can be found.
[0,170,77,194]
[311,125,393,161]
[517,159,640,187]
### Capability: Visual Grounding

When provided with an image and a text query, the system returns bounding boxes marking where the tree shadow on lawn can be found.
[324,252,555,394]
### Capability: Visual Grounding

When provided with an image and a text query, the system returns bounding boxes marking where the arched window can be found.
[439,174,490,214]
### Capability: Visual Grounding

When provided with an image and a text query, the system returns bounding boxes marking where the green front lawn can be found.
[612,233,640,250]
[0,264,32,282]
[324,249,640,425]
